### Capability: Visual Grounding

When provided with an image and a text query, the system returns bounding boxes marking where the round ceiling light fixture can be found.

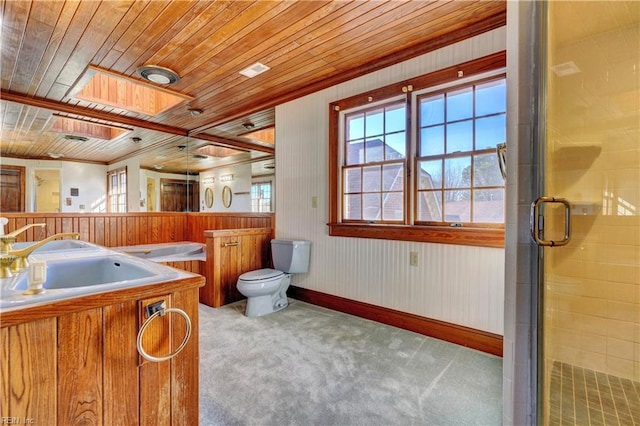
[136,65,180,85]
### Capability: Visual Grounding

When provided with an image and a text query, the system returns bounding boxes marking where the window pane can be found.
[344,168,361,193]
[420,125,444,156]
[382,163,404,191]
[420,94,444,126]
[446,120,472,153]
[473,153,503,187]
[444,156,471,189]
[385,104,405,133]
[475,114,506,150]
[473,189,504,223]
[347,113,364,140]
[365,108,383,137]
[417,160,442,190]
[346,139,364,165]
[446,87,473,121]
[476,79,506,116]
[385,132,405,159]
[365,137,384,163]
[444,190,470,222]
[344,194,361,220]
[382,192,403,221]
[363,193,381,220]
[417,190,442,221]
[362,165,381,192]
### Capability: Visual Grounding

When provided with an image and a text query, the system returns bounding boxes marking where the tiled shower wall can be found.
[545,6,640,381]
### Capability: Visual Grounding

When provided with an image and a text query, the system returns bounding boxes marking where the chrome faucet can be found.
[0,223,46,253]
[0,232,80,278]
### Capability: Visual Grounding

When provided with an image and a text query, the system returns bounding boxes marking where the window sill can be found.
[327,223,504,248]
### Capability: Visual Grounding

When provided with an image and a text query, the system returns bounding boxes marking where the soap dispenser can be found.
[0,217,8,236]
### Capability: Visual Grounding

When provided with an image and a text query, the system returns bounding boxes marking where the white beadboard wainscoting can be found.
[275,28,506,335]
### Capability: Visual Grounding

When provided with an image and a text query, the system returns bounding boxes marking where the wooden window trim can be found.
[328,52,506,248]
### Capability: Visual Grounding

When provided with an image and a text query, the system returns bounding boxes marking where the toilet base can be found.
[245,295,288,317]
[241,275,291,317]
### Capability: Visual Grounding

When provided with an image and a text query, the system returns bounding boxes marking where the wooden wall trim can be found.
[0,212,274,246]
[288,285,503,357]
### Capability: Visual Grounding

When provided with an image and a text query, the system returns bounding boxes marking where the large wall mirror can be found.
[0,99,276,213]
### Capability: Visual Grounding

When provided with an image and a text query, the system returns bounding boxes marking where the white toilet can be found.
[236,239,311,317]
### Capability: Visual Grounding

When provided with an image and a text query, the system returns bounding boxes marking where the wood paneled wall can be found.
[0,212,274,246]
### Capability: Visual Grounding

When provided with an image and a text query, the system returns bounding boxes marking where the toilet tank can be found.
[271,239,311,273]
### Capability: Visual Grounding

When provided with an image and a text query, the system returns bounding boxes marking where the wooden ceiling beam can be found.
[191,132,274,155]
[1,90,187,136]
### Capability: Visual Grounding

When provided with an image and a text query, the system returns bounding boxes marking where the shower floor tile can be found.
[549,361,640,426]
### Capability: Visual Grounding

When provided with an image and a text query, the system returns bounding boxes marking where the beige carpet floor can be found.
[199,299,502,425]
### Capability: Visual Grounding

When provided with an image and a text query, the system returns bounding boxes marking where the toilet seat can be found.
[238,268,284,282]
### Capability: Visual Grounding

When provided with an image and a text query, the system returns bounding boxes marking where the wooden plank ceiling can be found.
[0,0,505,173]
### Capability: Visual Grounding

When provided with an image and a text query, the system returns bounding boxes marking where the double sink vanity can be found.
[0,232,204,424]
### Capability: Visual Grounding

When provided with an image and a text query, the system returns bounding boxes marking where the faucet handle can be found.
[0,217,8,236]
[0,235,17,254]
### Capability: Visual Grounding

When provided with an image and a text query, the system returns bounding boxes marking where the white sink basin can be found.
[12,239,96,253]
[11,256,160,290]
[0,252,188,311]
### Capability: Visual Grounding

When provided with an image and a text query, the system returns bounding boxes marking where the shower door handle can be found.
[530,197,571,247]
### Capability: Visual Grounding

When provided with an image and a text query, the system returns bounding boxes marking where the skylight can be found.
[73,65,192,116]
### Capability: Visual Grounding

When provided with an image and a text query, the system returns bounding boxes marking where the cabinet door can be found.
[2,318,57,422]
[218,236,242,306]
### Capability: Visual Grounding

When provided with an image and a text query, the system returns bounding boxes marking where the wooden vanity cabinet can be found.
[0,275,204,425]
[201,228,272,307]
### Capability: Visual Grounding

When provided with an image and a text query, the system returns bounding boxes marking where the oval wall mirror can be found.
[204,187,214,208]
[222,185,232,208]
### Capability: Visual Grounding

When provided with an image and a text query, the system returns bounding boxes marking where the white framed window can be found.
[251,181,272,212]
[107,167,127,213]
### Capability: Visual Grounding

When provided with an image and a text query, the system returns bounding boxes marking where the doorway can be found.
[160,178,199,212]
[538,2,639,424]
[0,165,25,212]
[34,169,61,212]
[146,177,156,212]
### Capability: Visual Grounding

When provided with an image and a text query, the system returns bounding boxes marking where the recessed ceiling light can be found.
[189,108,203,117]
[64,134,89,142]
[239,62,270,78]
[48,152,64,159]
[551,61,581,77]
[136,65,180,84]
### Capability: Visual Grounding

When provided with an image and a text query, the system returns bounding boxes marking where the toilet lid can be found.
[239,268,284,281]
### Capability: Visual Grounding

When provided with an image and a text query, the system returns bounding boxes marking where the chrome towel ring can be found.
[136,307,192,363]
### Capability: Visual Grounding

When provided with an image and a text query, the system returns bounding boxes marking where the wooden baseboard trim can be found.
[288,286,503,357]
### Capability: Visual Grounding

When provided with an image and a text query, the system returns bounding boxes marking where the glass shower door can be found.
[539,2,640,425]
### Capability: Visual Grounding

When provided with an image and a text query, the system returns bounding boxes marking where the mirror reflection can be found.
[0,100,275,213]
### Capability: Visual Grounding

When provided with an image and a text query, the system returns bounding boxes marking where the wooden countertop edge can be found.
[0,274,205,327]
[204,227,273,238]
